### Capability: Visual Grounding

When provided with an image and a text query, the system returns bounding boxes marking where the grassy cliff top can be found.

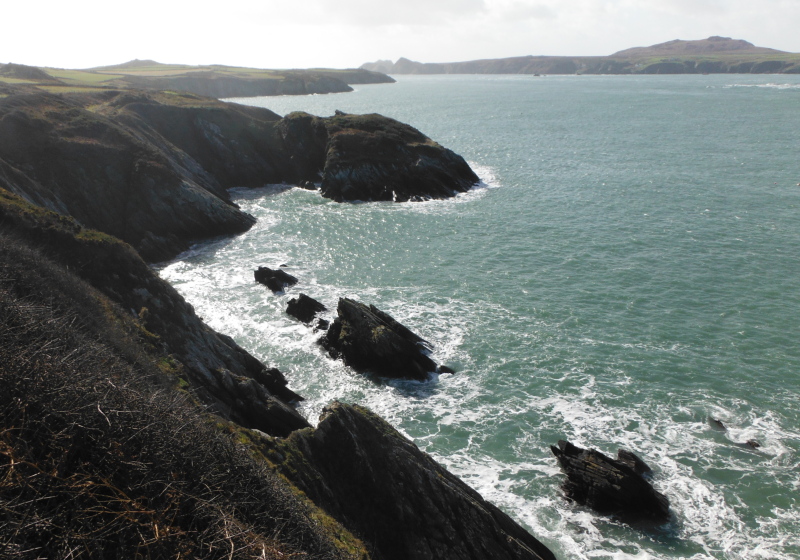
[0,60,394,97]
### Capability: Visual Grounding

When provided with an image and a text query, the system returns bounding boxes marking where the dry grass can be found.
[0,228,357,559]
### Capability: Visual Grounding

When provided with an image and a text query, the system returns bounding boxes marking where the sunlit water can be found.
[159,75,800,559]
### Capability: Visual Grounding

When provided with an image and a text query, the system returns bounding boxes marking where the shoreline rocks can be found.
[255,266,298,292]
[319,298,447,380]
[263,402,557,560]
[551,440,671,524]
[286,293,327,323]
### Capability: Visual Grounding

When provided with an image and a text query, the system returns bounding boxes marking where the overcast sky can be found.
[4,0,799,69]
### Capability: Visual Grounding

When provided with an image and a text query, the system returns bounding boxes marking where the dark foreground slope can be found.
[0,197,365,559]
[0,87,554,558]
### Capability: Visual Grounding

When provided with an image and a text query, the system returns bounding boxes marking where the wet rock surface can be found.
[319,298,441,380]
[286,293,327,323]
[551,440,671,523]
[254,266,298,292]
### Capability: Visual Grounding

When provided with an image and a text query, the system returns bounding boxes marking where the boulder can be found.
[265,402,557,560]
[286,293,327,323]
[551,440,671,523]
[254,266,298,292]
[319,298,440,380]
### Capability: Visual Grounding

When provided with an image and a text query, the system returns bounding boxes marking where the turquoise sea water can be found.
[159,75,800,559]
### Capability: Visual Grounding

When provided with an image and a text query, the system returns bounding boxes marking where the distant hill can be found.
[0,60,394,97]
[612,36,785,58]
[363,37,800,75]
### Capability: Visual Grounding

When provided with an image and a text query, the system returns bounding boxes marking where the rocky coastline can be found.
[0,84,556,558]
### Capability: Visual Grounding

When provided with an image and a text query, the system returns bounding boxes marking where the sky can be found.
[3,0,799,70]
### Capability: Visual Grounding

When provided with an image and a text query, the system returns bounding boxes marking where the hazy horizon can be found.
[4,0,799,70]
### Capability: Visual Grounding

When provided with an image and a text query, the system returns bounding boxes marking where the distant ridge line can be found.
[363,37,800,75]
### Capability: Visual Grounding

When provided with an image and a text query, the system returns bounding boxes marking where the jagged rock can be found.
[319,298,440,380]
[286,293,327,323]
[254,266,298,292]
[616,449,653,476]
[1,91,479,260]
[551,440,671,523]
[315,318,330,331]
[253,367,304,404]
[265,402,557,560]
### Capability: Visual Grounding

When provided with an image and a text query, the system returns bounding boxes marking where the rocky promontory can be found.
[0,83,555,558]
[0,89,478,261]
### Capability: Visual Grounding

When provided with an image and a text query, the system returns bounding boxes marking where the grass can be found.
[0,185,370,558]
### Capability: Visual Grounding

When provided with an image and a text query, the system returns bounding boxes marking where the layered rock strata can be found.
[261,402,557,560]
[551,440,670,523]
[320,298,446,380]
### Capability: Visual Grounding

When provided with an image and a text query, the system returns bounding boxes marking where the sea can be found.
[158,74,800,560]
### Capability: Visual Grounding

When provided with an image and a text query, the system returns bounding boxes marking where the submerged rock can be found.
[266,402,557,560]
[551,440,671,523]
[286,293,327,324]
[254,266,298,292]
[319,298,443,380]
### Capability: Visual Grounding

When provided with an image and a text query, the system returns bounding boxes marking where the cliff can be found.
[0,89,475,261]
[362,36,800,75]
[0,85,555,558]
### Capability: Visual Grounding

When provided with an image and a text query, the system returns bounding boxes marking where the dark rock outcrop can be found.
[0,90,478,261]
[551,440,670,523]
[286,293,327,323]
[616,449,653,476]
[255,266,299,292]
[320,298,440,380]
[0,187,308,437]
[262,402,557,560]
[319,113,479,202]
[278,111,479,202]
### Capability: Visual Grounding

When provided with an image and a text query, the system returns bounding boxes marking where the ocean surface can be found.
[159,75,800,559]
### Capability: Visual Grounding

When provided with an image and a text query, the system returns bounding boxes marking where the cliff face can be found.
[0,91,478,261]
[0,211,366,558]
[0,188,307,437]
[0,91,258,261]
[0,86,555,559]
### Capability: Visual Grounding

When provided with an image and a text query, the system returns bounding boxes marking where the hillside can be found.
[362,36,800,75]
[0,59,394,98]
[0,84,555,559]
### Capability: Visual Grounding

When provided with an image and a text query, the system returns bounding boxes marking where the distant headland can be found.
[362,36,800,75]
[0,59,394,97]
